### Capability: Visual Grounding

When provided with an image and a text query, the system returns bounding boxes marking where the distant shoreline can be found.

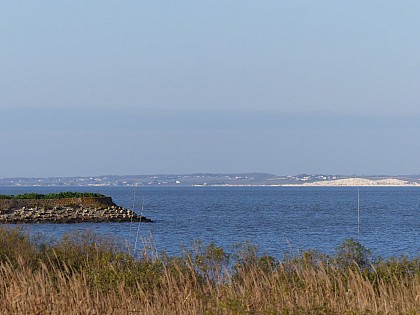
[1,174,419,187]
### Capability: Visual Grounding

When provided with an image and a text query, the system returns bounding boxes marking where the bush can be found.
[0,228,38,267]
[334,238,371,270]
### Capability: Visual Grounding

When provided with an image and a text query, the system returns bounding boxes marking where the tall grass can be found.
[0,227,418,314]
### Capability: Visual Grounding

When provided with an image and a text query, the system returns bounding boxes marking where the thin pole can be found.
[130,190,136,233]
[357,187,360,243]
[133,198,144,258]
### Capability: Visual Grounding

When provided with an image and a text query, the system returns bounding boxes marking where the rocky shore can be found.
[0,197,153,224]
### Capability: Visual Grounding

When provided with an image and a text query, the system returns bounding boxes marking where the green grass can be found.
[0,192,106,199]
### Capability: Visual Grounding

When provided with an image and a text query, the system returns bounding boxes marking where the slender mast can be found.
[130,190,136,233]
[133,197,144,257]
[357,187,360,243]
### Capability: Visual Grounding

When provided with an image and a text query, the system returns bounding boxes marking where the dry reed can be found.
[0,228,418,314]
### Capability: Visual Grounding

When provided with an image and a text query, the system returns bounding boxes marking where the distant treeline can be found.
[0,192,106,200]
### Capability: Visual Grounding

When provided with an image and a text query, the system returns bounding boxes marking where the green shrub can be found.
[0,228,38,267]
[194,241,229,281]
[334,238,371,270]
[0,192,106,200]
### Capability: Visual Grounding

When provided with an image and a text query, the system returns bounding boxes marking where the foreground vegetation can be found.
[0,192,106,199]
[0,228,418,314]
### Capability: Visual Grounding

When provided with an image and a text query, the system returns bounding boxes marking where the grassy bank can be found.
[0,227,418,314]
[0,192,106,199]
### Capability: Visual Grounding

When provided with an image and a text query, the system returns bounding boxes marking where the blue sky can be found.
[1,1,420,177]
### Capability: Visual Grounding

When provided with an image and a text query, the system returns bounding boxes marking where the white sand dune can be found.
[298,178,416,186]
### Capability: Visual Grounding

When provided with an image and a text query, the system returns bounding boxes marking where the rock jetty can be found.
[0,196,152,224]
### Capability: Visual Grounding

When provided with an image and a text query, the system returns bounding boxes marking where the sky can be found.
[1,1,420,177]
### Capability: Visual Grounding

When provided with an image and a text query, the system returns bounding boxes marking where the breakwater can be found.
[0,197,152,223]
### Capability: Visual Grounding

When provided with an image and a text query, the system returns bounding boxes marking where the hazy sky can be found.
[1,1,420,177]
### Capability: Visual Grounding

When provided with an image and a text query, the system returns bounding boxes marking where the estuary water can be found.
[1,186,419,259]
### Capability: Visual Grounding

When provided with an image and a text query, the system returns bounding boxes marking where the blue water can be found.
[1,186,419,259]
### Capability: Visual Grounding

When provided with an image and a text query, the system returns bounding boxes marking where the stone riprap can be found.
[0,198,152,224]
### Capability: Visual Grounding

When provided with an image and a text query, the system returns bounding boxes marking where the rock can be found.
[0,197,153,224]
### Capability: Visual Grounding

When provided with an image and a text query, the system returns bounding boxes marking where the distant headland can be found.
[0,173,419,187]
[0,192,152,224]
